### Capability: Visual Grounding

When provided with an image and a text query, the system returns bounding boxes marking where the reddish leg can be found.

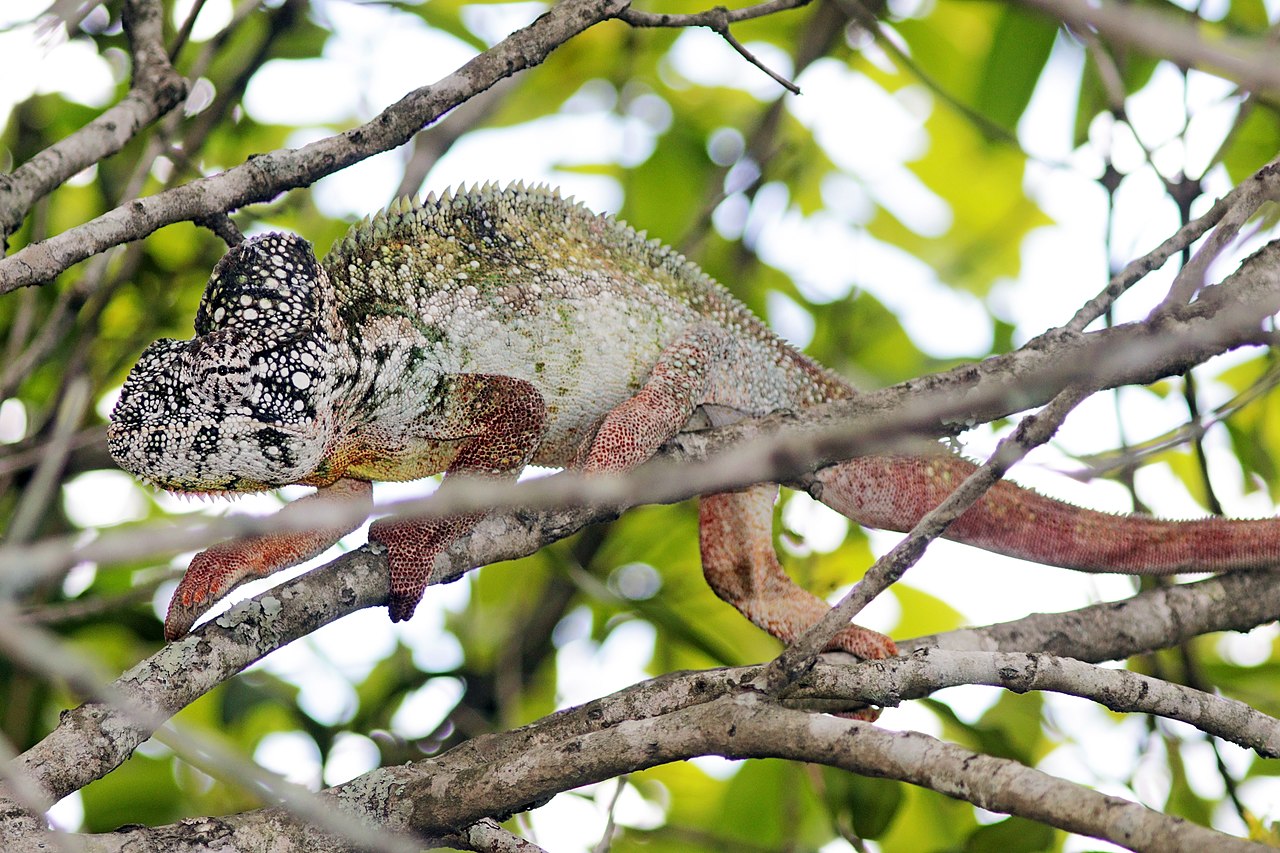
[165,477,373,639]
[580,326,725,473]
[370,374,546,622]
[577,326,896,665]
[699,485,898,661]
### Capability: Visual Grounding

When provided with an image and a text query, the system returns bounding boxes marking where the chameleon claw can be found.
[162,546,261,639]
[387,589,424,623]
[828,626,899,660]
[164,596,205,641]
[164,573,221,639]
[841,706,883,723]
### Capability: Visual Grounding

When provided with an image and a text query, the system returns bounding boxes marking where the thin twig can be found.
[619,0,812,28]
[0,0,631,294]
[710,7,800,94]
[1155,171,1280,313]
[1014,0,1280,94]
[1066,157,1280,331]
[196,212,245,247]
[5,376,91,544]
[834,0,1031,152]
[0,0,187,240]
[591,776,628,853]
[168,0,211,61]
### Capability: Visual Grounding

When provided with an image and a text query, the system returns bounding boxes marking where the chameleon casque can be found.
[109,183,1280,647]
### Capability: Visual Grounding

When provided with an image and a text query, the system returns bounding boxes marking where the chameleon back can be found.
[322,183,853,467]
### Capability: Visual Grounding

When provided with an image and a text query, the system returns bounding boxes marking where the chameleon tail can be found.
[815,455,1280,575]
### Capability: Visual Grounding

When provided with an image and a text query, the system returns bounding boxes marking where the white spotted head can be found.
[109,234,341,492]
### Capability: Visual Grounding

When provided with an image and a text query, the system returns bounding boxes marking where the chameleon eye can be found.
[185,337,254,408]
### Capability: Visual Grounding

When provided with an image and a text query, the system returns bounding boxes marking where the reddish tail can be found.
[816,455,1280,575]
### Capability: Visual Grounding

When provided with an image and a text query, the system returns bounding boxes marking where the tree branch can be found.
[0,0,631,293]
[0,0,187,243]
[5,518,1279,843]
[792,649,1280,757]
[66,694,1270,852]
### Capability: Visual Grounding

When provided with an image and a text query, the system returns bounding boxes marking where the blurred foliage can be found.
[3,0,1280,849]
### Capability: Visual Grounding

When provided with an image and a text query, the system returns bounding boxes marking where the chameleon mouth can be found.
[135,473,272,498]
[158,485,236,501]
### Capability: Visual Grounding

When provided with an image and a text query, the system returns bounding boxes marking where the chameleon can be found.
[108,182,1280,647]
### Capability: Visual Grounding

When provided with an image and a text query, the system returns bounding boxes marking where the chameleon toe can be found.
[163,599,202,640]
[387,592,423,623]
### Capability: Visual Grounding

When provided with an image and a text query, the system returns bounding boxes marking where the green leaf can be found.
[819,765,905,839]
[878,782,980,849]
[870,101,1051,296]
[595,503,776,668]
[1224,0,1270,31]
[622,124,715,245]
[1073,52,1158,147]
[973,8,1059,133]
[79,752,183,832]
[964,814,1057,852]
[1162,735,1215,827]
[891,582,966,640]
[1221,104,1280,185]
[806,290,933,387]
[1224,410,1280,502]
[975,690,1050,764]
[395,0,488,52]
[713,760,831,848]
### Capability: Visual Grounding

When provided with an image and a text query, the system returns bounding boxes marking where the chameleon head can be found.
[108,233,341,493]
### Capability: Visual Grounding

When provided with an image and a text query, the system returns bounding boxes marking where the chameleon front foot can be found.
[369,515,476,623]
[163,479,374,639]
[165,542,268,639]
